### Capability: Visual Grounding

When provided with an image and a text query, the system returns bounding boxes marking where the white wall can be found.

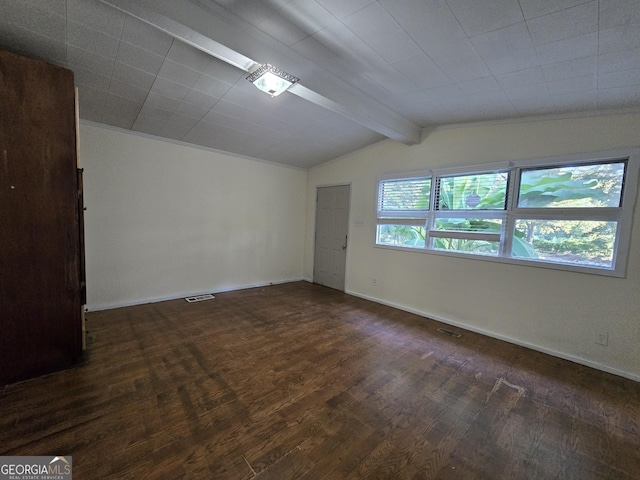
[81,123,307,310]
[304,112,640,381]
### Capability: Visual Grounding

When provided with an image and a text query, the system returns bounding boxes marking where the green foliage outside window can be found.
[514,163,624,265]
[438,172,507,210]
[377,161,625,267]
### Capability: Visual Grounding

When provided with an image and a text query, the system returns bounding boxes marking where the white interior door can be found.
[313,185,350,291]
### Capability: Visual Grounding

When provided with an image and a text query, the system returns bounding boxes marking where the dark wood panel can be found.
[0,49,81,384]
[0,282,638,479]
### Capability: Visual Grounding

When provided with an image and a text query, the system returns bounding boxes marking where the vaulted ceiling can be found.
[2,0,640,168]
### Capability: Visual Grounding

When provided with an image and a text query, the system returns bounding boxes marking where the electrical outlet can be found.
[595,332,608,346]
[372,278,378,286]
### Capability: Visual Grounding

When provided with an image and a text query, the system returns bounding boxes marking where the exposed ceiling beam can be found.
[100,0,421,145]
[287,84,416,145]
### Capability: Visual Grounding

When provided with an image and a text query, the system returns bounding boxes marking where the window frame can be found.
[375,172,431,249]
[428,165,510,255]
[375,149,639,277]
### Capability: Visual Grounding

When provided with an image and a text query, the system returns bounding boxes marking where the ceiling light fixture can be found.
[246,64,299,97]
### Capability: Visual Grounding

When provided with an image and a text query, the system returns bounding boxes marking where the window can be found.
[375,150,639,276]
[431,171,508,256]
[376,176,430,249]
[511,161,626,269]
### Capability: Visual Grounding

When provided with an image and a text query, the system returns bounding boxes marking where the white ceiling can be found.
[1,0,639,169]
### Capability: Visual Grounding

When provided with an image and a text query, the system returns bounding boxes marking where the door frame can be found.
[313,183,352,292]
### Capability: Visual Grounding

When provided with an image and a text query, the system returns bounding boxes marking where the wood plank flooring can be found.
[1,282,638,479]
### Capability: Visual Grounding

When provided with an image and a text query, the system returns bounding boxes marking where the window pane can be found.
[432,237,500,255]
[377,225,425,248]
[432,218,502,255]
[513,219,617,268]
[435,218,502,233]
[379,178,430,212]
[437,172,508,210]
[518,162,625,208]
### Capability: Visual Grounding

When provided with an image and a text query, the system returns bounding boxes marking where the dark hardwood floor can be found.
[1,282,638,479]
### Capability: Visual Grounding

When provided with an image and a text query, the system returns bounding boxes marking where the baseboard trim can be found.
[346,289,640,383]
[86,278,305,312]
